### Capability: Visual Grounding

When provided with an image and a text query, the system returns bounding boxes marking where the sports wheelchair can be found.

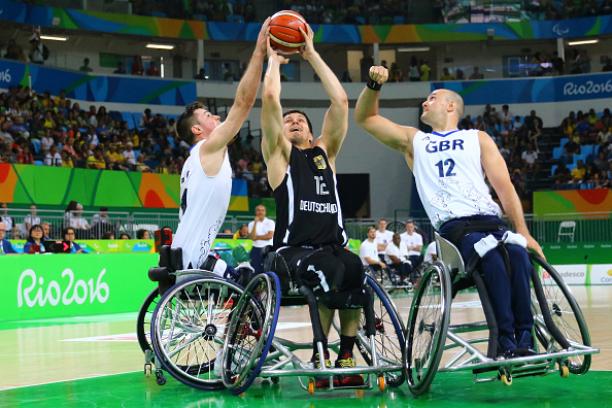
[403,232,599,396]
[136,245,253,387]
[145,246,406,395]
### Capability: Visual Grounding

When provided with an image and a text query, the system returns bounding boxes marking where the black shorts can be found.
[277,245,365,294]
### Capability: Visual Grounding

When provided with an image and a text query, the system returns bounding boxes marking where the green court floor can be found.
[1,369,611,408]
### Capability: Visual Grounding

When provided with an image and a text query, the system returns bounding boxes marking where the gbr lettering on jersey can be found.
[413,129,501,228]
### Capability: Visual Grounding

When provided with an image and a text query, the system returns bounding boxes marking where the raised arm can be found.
[354,66,418,155]
[299,26,348,164]
[203,18,269,153]
[261,38,291,163]
[479,131,544,258]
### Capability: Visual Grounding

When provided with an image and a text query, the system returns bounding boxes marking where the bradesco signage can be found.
[1,253,157,321]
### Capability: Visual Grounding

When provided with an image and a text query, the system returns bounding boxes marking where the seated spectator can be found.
[0,221,16,254]
[119,232,131,239]
[24,224,47,254]
[423,241,438,264]
[146,61,160,77]
[233,224,249,239]
[24,205,41,234]
[79,58,93,73]
[360,226,386,270]
[440,67,455,80]
[65,201,90,238]
[399,220,423,268]
[248,205,274,274]
[469,66,484,80]
[102,231,115,239]
[136,229,151,239]
[61,227,86,253]
[384,233,413,284]
[44,146,62,166]
[113,61,126,74]
[521,143,539,173]
[554,162,571,185]
[571,160,587,182]
[41,222,52,240]
[0,203,13,238]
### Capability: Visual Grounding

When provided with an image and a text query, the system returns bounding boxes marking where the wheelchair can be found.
[143,247,405,395]
[136,245,252,388]
[403,232,599,396]
[366,263,412,294]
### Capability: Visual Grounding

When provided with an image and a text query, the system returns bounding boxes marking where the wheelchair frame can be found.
[220,270,407,395]
[403,232,599,395]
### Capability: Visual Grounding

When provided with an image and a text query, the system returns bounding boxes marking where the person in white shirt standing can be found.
[248,204,275,273]
[360,226,386,270]
[399,219,423,268]
[385,233,412,284]
[171,19,269,271]
[374,218,393,260]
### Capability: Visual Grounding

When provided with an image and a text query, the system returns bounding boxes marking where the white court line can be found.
[0,370,141,391]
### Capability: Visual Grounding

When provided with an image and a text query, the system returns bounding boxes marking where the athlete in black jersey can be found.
[261,24,364,387]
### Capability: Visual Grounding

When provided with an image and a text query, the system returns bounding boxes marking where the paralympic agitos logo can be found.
[17,268,110,308]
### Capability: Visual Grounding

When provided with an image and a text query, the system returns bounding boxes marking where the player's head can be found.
[405,219,415,233]
[420,89,464,128]
[392,233,401,246]
[367,225,377,240]
[282,110,314,148]
[255,204,266,218]
[176,101,221,145]
[377,218,387,231]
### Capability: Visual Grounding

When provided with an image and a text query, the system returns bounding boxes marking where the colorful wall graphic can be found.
[533,189,612,217]
[0,0,610,43]
[0,164,249,210]
[432,72,612,105]
[0,59,195,106]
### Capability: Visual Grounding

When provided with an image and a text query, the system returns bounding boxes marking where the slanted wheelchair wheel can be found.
[222,272,281,395]
[530,255,591,375]
[137,288,160,353]
[150,275,244,390]
[356,275,406,387]
[404,261,451,396]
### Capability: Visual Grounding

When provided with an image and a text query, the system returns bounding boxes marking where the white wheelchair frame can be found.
[403,232,599,395]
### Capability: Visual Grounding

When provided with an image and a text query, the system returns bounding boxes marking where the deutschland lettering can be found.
[300,200,338,214]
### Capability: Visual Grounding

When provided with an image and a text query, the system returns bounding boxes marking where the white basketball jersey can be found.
[412,129,501,229]
[172,140,232,269]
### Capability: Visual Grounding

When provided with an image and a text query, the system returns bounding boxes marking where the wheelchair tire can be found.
[150,275,244,391]
[404,261,451,396]
[530,255,591,375]
[356,275,406,387]
[222,272,281,395]
[136,288,160,353]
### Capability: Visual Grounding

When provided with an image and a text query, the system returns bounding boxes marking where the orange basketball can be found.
[269,10,307,54]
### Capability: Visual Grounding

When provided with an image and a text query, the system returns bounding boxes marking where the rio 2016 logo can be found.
[563,79,612,96]
[17,268,110,308]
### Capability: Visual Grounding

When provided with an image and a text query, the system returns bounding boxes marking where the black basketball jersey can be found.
[273,145,348,248]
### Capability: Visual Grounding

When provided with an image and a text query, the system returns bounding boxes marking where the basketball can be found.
[269,10,307,54]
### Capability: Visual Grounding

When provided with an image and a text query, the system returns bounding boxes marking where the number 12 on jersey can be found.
[435,158,456,178]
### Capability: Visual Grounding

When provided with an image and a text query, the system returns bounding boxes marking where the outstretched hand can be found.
[369,65,389,85]
[298,24,316,60]
[266,36,290,64]
[255,17,271,55]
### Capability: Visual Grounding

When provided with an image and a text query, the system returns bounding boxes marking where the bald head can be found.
[442,89,464,118]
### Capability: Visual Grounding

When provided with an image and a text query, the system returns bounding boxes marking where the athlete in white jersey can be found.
[171,19,270,270]
[356,66,545,357]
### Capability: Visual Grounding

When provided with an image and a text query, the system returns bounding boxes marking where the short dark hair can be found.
[283,110,313,134]
[177,101,206,144]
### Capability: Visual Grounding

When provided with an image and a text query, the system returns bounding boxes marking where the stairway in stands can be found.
[527,127,562,192]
